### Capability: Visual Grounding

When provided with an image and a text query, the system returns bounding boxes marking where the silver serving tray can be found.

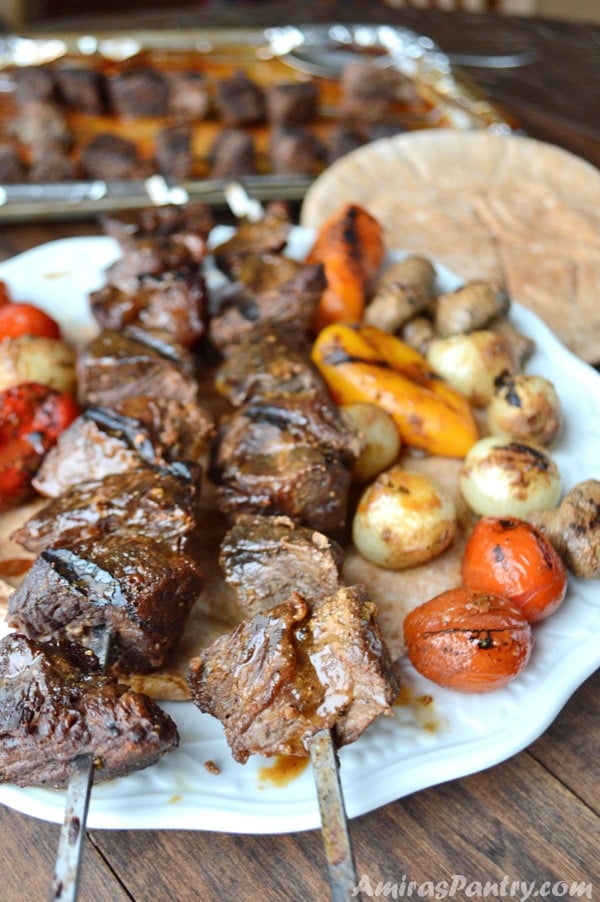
[0,24,511,222]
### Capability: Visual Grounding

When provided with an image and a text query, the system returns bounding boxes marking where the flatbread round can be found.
[300,129,600,364]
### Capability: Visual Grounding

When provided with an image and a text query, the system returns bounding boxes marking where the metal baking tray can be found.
[0,24,512,222]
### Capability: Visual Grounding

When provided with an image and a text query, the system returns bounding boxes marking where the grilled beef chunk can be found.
[234,252,301,295]
[268,125,326,175]
[55,67,106,114]
[33,398,214,498]
[214,330,326,405]
[209,261,325,352]
[104,235,205,294]
[327,123,366,164]
[13,66,56,104]
[220,514,342,617]
[166,70,211,121]
[29,147,78,182]
[155,124,193,180]
[81,133,150,181]
[114,395,214,461]
[212,388,361,533]
[106,67,169,118]
[13,462,201,555]
[90,270,207,348]
[340,61,417,123]
[212,207,291,279]
[209,128,257,179]
[266,82,319,126]
[214,71,265,126]
[0,144,26,183]
[100,202,213,248]
[0,633,178,788]
[8,533,203,673]
[188,585,398,763]
[77,327,198,409]
[11,100,73,152]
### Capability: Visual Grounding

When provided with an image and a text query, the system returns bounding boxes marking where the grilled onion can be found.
[460,435,561,518]
[352,466,456,570]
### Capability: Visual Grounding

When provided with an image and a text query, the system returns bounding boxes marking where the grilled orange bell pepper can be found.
[311,323,479,458]
[307,204,385,332]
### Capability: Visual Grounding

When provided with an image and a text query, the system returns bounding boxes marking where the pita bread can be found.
[300,129,600,363]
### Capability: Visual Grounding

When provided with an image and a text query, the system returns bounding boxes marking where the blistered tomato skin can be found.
[0,302,61,340]
[403,587,533,693]
[461,516,567,623]
[0,382,79,510]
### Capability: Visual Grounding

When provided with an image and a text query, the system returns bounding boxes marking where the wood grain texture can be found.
[0,806,131,902]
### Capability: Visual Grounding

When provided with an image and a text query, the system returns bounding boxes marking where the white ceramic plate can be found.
[0,231,598,832]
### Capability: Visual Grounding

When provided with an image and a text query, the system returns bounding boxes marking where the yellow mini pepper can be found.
[312,323,479,458]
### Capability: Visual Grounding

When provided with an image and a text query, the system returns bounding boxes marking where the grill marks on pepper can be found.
[320,346,395,371]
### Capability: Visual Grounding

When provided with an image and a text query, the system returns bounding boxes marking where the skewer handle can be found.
[50,755,94,902]
[50,628,112,902]
[310,730,358,901]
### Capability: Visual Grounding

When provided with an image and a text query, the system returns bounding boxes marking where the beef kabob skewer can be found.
[203,189,395,897]
[4,206,216,901]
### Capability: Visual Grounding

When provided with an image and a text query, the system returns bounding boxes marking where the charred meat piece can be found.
[104,235,205,294]
[327,123,366,164]
[234,252,302,295]
[90,270,207,349]
[12,65,56,104]
[214,329,327,405]
[115,395,214,462]
[266,81,319,126]
[81,133,150,181]
[214,71,265,126]
[76,326,199,409]
[212,388,362,533]
[220,514,343,617]
[29,147,79,182]
[0,144,26,183]
[106,67,169,118]
[8,533,204,673]
[33,398,214,498]
[166,70,211,121]
[340,61,417,123]
[11,100,73,152]
[188,585,398,763]
[54,67,106,114]
[12,461,201,555]
[100,202,214,248]
[268,125,326,175]
[209,261,325,353]
[208,128,257,179]
[155,124,193,179]
[212,207,292,279]
[0,633,178,788]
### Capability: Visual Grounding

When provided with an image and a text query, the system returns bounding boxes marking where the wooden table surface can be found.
[1,5,599,901]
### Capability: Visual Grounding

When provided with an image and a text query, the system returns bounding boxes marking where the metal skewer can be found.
[310,731,358,901]
[50,627,111,902]
[220,182,358,899]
